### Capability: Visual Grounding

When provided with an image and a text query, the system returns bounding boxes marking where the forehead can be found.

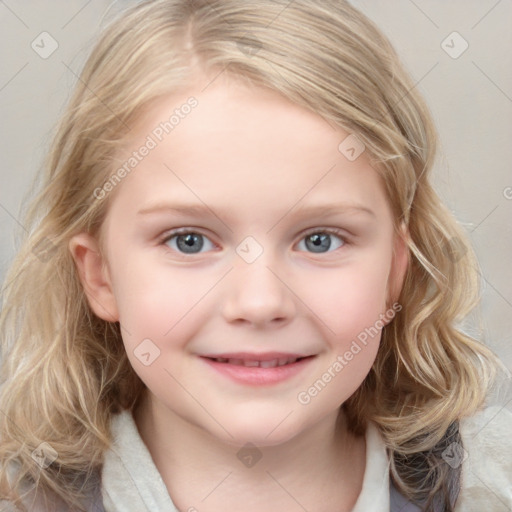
[108,75,388,220]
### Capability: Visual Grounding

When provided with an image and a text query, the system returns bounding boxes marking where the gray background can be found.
[1,1,511,376]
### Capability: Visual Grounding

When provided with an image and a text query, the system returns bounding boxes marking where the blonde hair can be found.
[0,1,506,510]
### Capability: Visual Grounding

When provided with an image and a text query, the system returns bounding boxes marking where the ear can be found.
[68,233,119,322]
[387,222,409,307]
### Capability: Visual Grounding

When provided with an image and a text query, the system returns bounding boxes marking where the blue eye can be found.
[297,230,346,253]
[163,231,215,254]
[161,228,347,256]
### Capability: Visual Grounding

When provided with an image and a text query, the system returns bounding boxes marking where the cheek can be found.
[304,254,391,341]
[109,253,216,346]
[295,259,391,411]
[109,257,212,394]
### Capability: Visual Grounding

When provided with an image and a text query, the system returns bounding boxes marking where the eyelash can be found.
[158,227,350,255]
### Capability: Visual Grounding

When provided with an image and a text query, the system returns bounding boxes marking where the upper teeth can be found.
[213,357,300,367]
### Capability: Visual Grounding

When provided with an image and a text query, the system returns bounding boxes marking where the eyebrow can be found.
[137,201,376,221]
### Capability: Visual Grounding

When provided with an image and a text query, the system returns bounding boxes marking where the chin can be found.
[207,413,306,449]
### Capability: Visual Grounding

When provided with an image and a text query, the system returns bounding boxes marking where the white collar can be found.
[102,410,177,511]
[352,421,391,511]
[101,410,391,512]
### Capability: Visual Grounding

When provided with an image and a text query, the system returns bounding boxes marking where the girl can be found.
[1,1,510,511]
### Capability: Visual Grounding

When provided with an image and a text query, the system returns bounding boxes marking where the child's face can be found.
[74,74,407,446]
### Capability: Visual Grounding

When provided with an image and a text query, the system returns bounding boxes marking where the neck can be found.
[133,394,366,512]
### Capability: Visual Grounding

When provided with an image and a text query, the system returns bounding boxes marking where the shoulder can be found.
[456,405,512,511]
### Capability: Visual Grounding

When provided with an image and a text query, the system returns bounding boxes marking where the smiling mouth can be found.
[200,354,316,385]
[203,356,314,368]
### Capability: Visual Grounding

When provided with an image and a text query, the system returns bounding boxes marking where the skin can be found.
[70,73,408,512]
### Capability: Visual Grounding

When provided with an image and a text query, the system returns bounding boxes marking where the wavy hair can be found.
[0,1,506,510]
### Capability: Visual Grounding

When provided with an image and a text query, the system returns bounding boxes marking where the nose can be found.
[221,257,296,329]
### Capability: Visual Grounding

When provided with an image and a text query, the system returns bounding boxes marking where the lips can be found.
[199,352,316,386]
